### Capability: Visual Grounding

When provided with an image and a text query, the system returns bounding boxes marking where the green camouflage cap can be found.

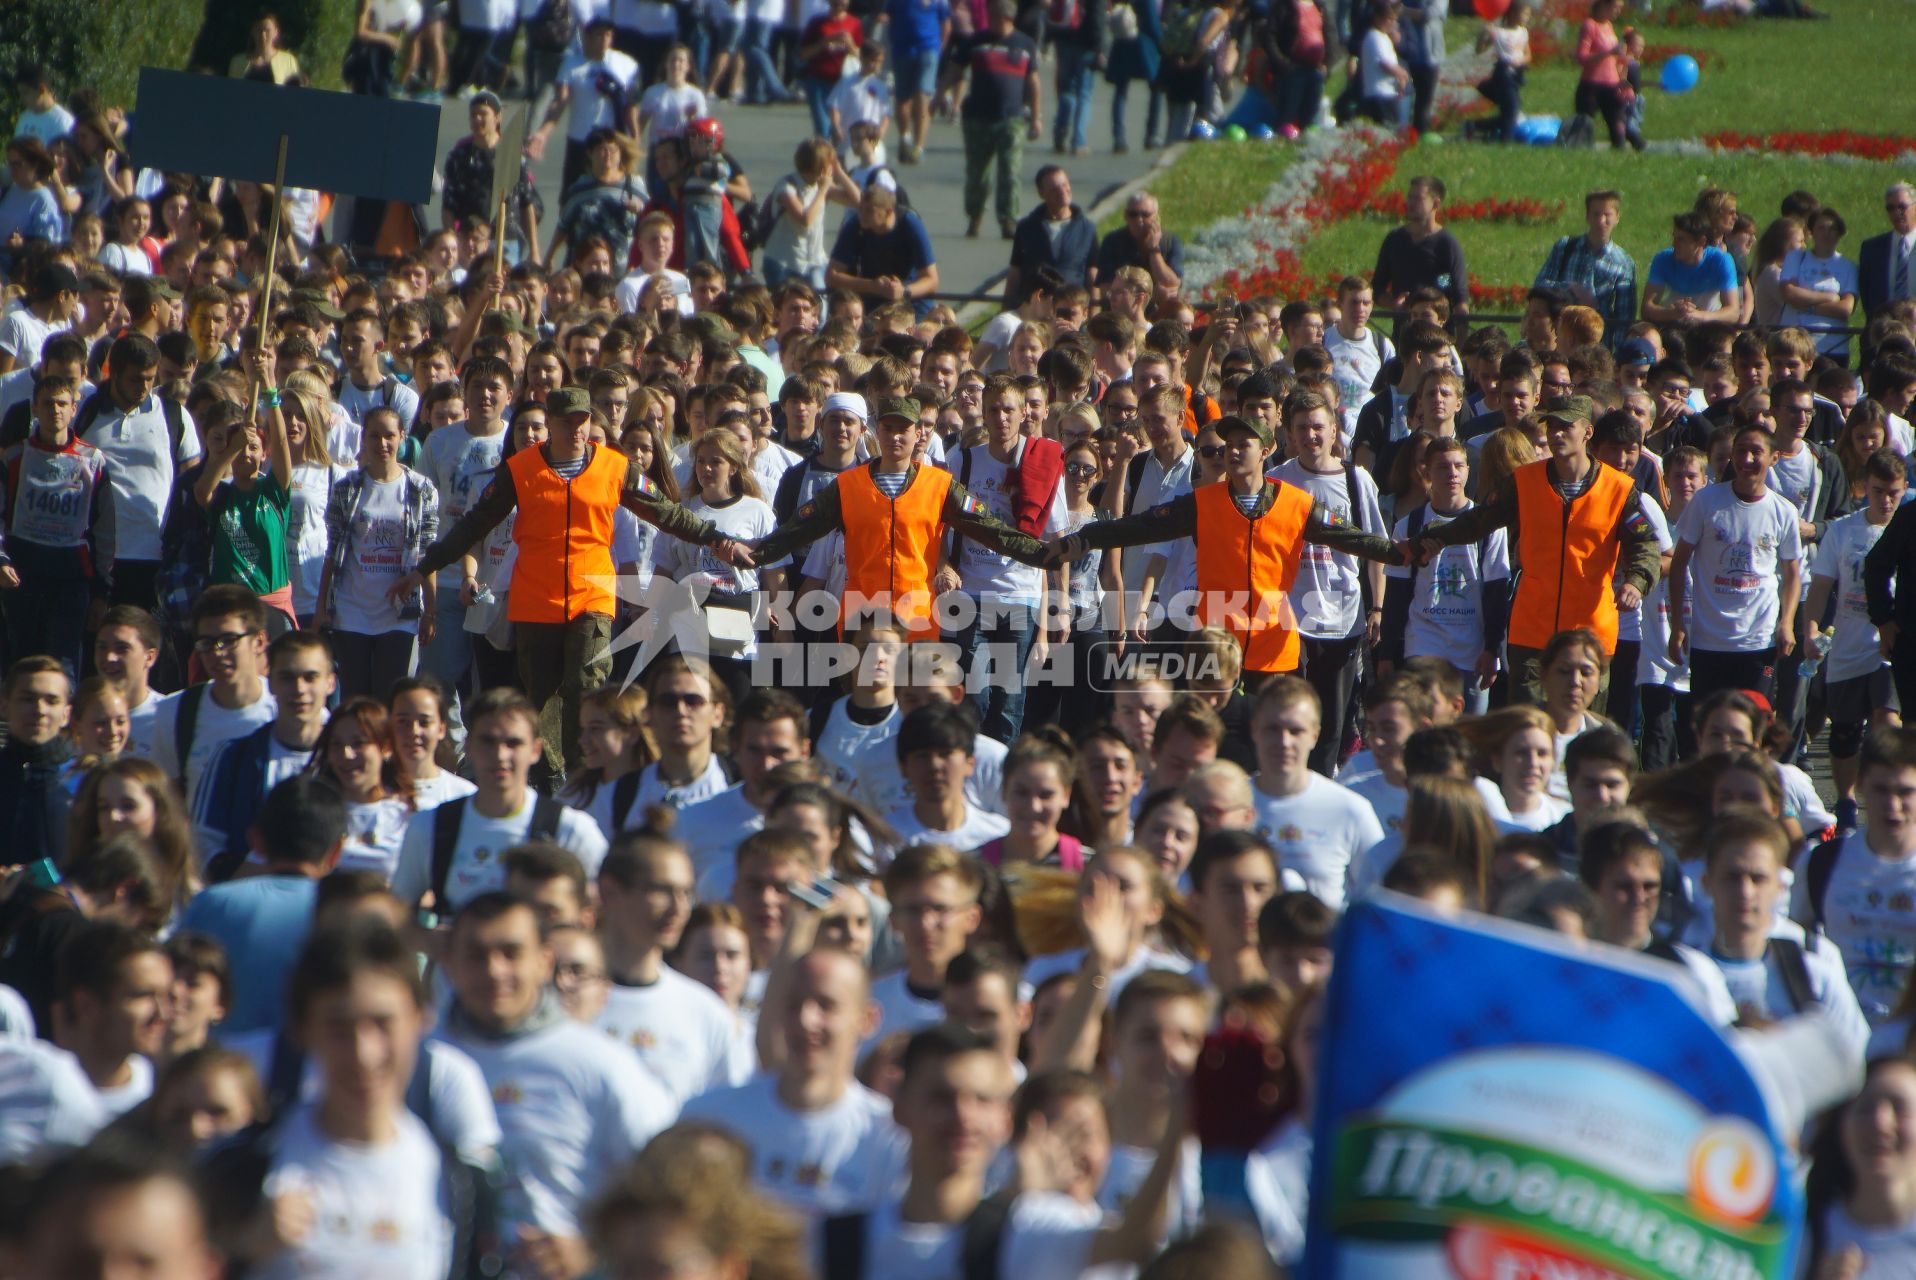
[547,386,593,417]
[288,288,345,320]
[1214,413,1273,448]
[874,395,921,423]
[687,312,738,346]
[1539,393,1596,426]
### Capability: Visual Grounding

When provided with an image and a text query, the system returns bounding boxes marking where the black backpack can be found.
[1797,835,1845,936]
[73,387,188,462]
[430,794,564,904]
[821,1190,1016,1280]
[524,0,575,51]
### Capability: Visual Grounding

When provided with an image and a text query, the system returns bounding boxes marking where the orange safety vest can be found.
[838,464,952,638]
[1193,479,1314,673]
[1508,459,1633,653]
[506,445,626,623]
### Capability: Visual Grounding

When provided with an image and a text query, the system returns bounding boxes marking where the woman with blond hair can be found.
[561,684,656,838]
[1347,774,1497,903]
[1458,705,1572,834]
[1474,425,1540,505]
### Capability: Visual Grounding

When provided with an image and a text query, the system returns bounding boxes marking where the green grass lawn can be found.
[1294,142,1908,295]
[1141,0,1914,304]
[1499,0,1916,140]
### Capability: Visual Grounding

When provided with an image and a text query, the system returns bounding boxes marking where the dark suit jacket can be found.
[1859,232,1894,319]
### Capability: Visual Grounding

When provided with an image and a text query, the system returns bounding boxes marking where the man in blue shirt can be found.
[1643,211,1740,327]
[827,184,941,305]
[176,776,346,1035]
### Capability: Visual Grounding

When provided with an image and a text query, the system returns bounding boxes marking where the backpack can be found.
[172,683,209,786]
[1048,0,1085,32]
[1766,936,1817,1014]
[607,757,742,835]
[1557,113,1597,148]
[430,794,565,905]
[821,1190,1016,1280]
[524,0,575,52]
[73,389,188,464]
[1798,835,1844,936]
[1159,1,1207,57]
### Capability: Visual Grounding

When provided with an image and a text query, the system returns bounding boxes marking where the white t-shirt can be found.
[1706,929,1868,1064]
[946,442,1066,606]
[614,267,696,315]
[854,1191,1103,1279]
[1252,773,1386,909]
[1387,500,1510,669]
[1766,445,1819,523]
[337,376,422,433]
[412,772,479,811]
[435,1016,676,1235]
[1360,26,1403,99]
[0,308,55,365]
[1324,326,1393,441]
[870,970,945,1042]
[681,1074,904,1220]
[1672,482,1802,653]
[336,797,416,881]
[669,784,764,881]
[1100,1138,1204,1246]
[94,1054,154,1119]
[390,794,609,910]
[593,966,738,1104]
[886,799,1011,859]
[626,754,737,815]
[1638,501,1690,690]
[1480,784,1570,834]
[613,0,681,35]
[638,83,708,143]
[150,687,278,802]
[332,474,416,636]
[0,1039,106,1162]
[288,462,349,616]
[556,50,642,141]
[1813,508,1891,683]
[1777,248,1860,357]
[255,1104,453,1280]
[124,688,175,760]
[420,423,509,588]
[1817,1204,1916,1278]
[1345,771,1407,836]
[1790,831,1916,1022]
[830,73,893,131]
[78,391,202,562]
[652,495,777,660]
[1271,459,1387,641]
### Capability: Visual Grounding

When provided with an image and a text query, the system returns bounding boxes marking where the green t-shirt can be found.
[210,474,292,595]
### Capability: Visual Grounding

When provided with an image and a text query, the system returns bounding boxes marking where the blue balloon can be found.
[1660,54,1700,94]
[1249,123,1275,140]
[1190,120,1217,141]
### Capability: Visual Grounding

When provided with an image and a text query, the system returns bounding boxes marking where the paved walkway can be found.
[424,72,1176,301]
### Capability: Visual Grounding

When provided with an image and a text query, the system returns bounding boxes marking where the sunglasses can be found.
[1064,463,1100,478]
[1198,444,1227,460]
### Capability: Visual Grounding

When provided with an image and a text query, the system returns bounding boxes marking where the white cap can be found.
[822,392,869,423]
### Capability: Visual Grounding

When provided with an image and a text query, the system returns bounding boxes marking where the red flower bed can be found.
[1365,190,1564,225]
[1706,130,1916,161]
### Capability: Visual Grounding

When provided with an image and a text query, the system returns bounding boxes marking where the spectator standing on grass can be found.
[1573,0,1639,152]
[1009,165,1099,305]
[1373,176,1468,334]
[949,0,1042,243]
[1534,190,1637,347]
[1778,206,1859,363]
[1859,182,1916,323]
[828,184,941,305]
[1098,192,1185,306]
[1643,213,1742,328]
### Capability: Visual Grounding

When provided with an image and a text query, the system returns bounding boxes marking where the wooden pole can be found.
[248,134,290,423]
[493,191,508,285]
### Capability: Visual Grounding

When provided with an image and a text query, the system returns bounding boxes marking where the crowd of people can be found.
[4,5,1916,1277]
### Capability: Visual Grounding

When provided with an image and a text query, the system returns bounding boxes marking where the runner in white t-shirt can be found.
[1668,425,1804,701]
[389,692,607,911]
[1245,680,1385,909]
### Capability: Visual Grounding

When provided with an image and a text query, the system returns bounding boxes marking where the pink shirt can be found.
[1577,19,1620,85]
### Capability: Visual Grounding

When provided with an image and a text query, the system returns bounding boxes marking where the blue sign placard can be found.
[129,68,441,205]
[1303,896,1800,1280]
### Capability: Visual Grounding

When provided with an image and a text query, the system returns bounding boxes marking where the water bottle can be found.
[1799,632,1833,679]
[472,582,496,606]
